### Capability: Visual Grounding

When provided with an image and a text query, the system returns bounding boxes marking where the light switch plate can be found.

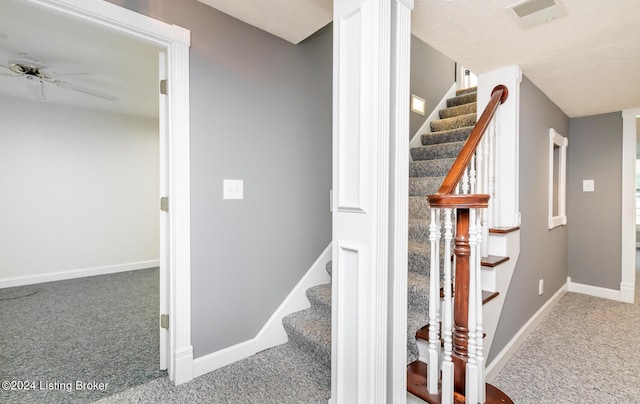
[582,179,594,192]
[223,179,243,199]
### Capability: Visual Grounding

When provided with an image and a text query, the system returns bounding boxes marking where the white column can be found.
[332,0,412,402]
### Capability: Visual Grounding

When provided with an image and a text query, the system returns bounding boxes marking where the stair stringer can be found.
[481,230,520,365]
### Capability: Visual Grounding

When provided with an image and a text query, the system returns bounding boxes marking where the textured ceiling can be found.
[2,0,638,119]
[200,0,640,118]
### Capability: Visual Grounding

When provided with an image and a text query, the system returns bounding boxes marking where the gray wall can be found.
[409,36,455,137]
[106,0,332,358]
[488,76,570,362]
[567,112,623,289]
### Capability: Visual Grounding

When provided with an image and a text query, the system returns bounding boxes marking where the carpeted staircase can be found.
[281,87,478,378]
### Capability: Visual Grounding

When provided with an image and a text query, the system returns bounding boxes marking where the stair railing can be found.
[425,85,508,404]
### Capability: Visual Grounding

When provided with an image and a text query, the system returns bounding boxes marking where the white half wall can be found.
[0,95,159,285]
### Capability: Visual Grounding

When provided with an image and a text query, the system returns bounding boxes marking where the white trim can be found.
[0,260,160,289]
[389,0,412,402]
[25,0,193,385]
[408,83,456,151]
[621,109,639,304]
[485,282,567,382]
[567,277,627,302]
[548,128,568,229]
[193,244,331,378]
[477,66,522,228]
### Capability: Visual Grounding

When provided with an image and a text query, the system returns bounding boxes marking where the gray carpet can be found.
[0,268,165,403]
[95,342,330,404]
[492,292,640,403]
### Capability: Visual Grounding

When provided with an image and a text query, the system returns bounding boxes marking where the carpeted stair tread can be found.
[306,284,331,317]
[410,158,456,178]
[410,141,465,161]
[421,126,473,146]
[408,218,429,244]
[447,91,477,108]
[408,241,430,275]
[409,176,444,197]
[407,308,429,363]
[282,309,331,368]
[456,86,477,96]
[408,271,430,315]
[409,196,429,220]
[430,112,477,133]
[439,102,477,119]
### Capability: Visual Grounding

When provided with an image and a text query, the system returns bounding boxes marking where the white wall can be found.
[0,95,159,286]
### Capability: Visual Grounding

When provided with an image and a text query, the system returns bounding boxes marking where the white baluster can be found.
[475,208,486,403]
[465,208,479,403]
[491,109,501,228]
[487,118,496,230]
[469,155,477,195]
[427,208,441,394]
[441,208,454,404]
[461,166,470,194]
[477,138,489,258]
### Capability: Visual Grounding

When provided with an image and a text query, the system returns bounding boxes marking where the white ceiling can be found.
[3,0,638,119]
[0,0,159,119]
[205,0,640,118]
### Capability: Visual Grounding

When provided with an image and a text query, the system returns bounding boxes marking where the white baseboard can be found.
[0,260,160,289]
[193,244,332,378]
[485,282,567,382]
[620,281,635,304]
[567,277,626,302]
[174,346,194,385]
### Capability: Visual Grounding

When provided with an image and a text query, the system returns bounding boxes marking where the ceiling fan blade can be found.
[57,81,119,101]
[0,64,22,77]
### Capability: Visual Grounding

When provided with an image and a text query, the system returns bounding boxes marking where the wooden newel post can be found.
[452,207,471,395]
[427,194,489,399]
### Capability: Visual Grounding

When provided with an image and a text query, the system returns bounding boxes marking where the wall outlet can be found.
[223,179,243,200]
[538,279,544,295]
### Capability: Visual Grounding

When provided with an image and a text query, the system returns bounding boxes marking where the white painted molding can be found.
[408,83,456,151]
[0,260,160,289]
[548,128,568,229]
[485,282,567,382]
[567,277,627,302]
[26,0,193,385]
[389,0,412,402]
[253,245,332,352]
[194,244,332,378]
[477,66,522,228]
[621,108,639,304]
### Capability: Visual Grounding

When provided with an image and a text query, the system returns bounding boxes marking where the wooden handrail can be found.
[436,84,508,195]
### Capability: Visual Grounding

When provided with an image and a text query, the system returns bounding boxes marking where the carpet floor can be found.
[0,268,165,403]
[492,292,640,403]
[95,342,331,404]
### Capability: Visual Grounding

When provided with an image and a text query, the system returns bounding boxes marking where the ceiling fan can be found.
[0,53,118,102]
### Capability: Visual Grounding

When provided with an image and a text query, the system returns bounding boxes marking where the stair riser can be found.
[421,126,472,146]
[430,113,476,133]
[439,102,477,119]
[306,285,331,318]
[408,220,429,244]
[282,314,331,369]
[447,91,477,107]
[410,142,464,161]
[409,177,444,197]
[409,196,429,220]
[410,158,456,178]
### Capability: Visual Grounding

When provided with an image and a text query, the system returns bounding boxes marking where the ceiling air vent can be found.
[506,0,567,28]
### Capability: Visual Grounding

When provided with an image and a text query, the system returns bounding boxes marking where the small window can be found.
[548,128,568,229]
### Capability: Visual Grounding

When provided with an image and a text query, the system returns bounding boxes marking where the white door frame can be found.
[621,108,639,303]
[26,0,193,384]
